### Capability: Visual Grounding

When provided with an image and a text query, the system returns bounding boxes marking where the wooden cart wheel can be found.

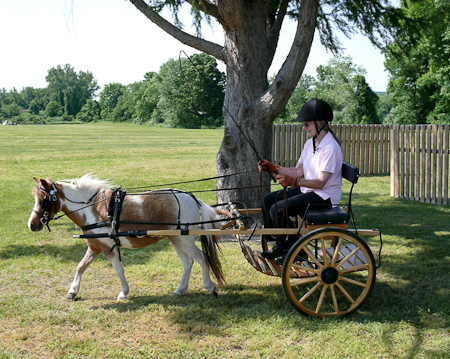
[281,227,376,317]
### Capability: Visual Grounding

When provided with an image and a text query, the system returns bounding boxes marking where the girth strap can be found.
[108,187,127,261]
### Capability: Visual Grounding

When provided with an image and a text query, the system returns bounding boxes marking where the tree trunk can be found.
[215,0,318,208]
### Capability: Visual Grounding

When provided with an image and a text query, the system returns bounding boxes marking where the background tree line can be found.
[0,54,226,129]
[1,0,449,128]
[0,54,390,127]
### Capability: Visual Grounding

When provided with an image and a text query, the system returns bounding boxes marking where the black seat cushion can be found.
[305,207,349,225]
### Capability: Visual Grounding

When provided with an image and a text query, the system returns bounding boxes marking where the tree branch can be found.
[184,0,224,24]
[266,0,289,67]
[260,0,320,122]
[129,0,226,62]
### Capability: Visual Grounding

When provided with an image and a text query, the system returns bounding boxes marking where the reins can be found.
[123,169,256,191]
[39,172,274,231]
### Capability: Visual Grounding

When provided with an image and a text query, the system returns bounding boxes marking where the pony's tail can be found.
[199,202,225,286]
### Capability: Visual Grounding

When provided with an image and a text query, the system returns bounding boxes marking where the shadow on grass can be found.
[94,277,450,325]
[0,237,172,265]
[89,279,450,359]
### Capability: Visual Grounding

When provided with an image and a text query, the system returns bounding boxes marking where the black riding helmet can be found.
[295,99,333,152]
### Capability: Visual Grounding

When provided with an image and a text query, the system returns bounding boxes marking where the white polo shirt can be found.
[297,132,343,206]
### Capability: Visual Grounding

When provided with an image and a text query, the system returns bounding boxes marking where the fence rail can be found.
[272,123,450,206]
[390,125,450,205]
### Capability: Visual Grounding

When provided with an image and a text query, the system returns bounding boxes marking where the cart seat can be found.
[304,206,349,226]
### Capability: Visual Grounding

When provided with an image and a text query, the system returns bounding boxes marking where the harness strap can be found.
[108,187,126,261]
[80,221,110,232]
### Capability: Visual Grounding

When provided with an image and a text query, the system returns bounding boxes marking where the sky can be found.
[0,0,390,93]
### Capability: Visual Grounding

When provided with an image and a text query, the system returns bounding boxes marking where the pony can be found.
[27,174,225,300]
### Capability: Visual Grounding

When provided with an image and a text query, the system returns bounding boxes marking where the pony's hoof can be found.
[67,293,77,300]
[212,288,218,297]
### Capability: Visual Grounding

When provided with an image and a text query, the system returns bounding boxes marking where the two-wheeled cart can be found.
[142,162,382,317]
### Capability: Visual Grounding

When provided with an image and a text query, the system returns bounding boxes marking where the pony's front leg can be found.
[105,247,129,300]
[172,246,194,296]
[68,246,99,299]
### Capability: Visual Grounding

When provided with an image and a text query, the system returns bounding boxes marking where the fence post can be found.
[390,126,399,198]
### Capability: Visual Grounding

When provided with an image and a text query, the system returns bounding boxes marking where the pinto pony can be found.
[27,174,225,300]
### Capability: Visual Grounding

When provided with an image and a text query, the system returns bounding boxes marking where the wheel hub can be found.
[321,267,339,284]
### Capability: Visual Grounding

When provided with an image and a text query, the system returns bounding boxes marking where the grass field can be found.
[1,123,449,358]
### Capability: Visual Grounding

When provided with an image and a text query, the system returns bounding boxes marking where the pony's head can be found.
[28,177,61,232]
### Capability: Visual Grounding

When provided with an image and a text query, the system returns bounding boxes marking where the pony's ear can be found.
[36,178,51,189]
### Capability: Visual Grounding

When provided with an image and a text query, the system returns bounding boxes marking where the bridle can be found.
[33,182,59,231]
[33,181,100,232]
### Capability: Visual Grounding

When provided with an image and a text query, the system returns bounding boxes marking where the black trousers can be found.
[261,188,331,248]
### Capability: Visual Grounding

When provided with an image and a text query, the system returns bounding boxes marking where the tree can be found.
[76,99,101,122]
[309,56,380,123]
[384,0,450,124]
[376,92,393,122]
[351,74,380,124]
[133,72,160,122]
[279,56,380,124]
[46,64,99,116]
[128,0,409,206]
[45,100,62,117]
[99,83,128,120]
[276,74,315,123]
[155,53,225,128]
[0,102,21,119]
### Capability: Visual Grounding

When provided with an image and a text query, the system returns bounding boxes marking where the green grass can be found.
[1,123,450,358]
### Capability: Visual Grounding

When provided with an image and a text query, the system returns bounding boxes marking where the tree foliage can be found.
[46,64,99,116]
[384,0,450,124]
[278,56,380,124]
[76,99,101,122]
[153,53,225,128]
[0,54,225,126]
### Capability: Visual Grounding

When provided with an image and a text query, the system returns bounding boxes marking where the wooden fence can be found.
[390,125,450,205]
[272,124,391,175]
[272,123,450,206]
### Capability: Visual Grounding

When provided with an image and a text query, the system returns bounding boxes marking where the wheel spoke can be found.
[331,236,343,266]
[299,281,322,303]
[335,281,355,304]
[320,237,329,267]
[338,245,360,268]
[291,262,321,274]
[315,284,328,313]
[339,263,369,273]
[330,285,339,313]
[304,246,324,268]
[290,276,321,286]
[340,275,367,288]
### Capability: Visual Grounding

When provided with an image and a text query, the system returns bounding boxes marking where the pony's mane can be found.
[58,174,115,193]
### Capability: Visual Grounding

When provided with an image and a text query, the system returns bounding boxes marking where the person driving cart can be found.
[258,98,343,264]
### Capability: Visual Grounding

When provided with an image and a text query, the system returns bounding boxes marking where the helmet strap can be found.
[312,121,325,153]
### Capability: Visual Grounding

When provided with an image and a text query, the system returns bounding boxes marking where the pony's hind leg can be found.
[68,246,100,299]
[171,235,217,296]
[172,246,194,296]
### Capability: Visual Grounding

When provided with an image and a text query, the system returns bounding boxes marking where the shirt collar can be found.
[315,131,332,150]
